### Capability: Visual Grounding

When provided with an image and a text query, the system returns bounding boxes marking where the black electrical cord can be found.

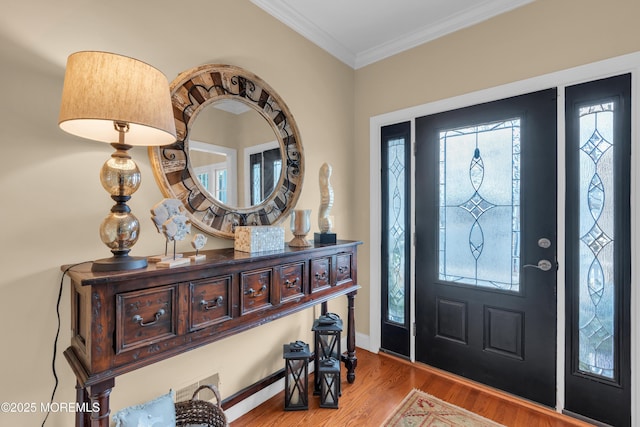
[41,261,90,427]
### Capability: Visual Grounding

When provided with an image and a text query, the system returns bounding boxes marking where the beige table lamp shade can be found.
[58,51,176,145]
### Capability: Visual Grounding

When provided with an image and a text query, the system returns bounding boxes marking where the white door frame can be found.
[369,51,640,419]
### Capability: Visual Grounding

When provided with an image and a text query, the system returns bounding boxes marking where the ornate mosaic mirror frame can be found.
[149,64,304,239]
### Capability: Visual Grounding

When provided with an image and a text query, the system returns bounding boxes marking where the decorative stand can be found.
[156,209,191,268]
[189,233,207,262]
[283,341,311,411]
[314,231,337,244]
[149,198,185,263]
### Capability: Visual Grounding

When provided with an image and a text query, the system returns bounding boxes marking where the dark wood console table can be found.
[63,240,361,427]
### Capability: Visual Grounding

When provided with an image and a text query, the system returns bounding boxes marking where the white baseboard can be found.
[224,377,286,422]
[355,332,374,353]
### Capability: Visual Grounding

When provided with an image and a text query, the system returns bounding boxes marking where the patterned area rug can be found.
[381,389,505,426]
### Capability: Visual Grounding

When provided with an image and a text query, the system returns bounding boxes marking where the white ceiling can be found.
[251,0,533,69]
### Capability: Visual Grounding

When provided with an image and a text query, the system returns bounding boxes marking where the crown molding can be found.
[250,0,357,68]
[251,0,533,70]
[355,0,534,69]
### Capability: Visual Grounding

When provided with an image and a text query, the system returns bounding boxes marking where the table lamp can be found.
[58,51,176,272]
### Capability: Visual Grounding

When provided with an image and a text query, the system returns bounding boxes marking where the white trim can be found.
[355,331,371,353]
[369,117,382,355]
[224,362,317,422]
[190,140,238,206]
[193,161,227,195]
[224,378,285,423]
[370,51,640,422]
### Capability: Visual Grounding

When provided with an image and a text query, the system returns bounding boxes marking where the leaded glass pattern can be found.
[578,102,615,379]
[386,137,406,324]
[439,119,520,291]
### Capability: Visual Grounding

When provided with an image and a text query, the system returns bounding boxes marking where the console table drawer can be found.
[278,262,305,303]
[115,286,177,354]
[311,256,331,292]
[336,253,353,284]
[189,276,232,331]
[241,268,273,314]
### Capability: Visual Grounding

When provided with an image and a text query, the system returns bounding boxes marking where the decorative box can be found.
[234,226,285,253]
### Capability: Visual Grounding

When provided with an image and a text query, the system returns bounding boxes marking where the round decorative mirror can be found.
[149,64,304,239]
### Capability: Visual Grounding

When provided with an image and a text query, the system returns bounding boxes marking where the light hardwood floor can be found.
[230,348,593,426]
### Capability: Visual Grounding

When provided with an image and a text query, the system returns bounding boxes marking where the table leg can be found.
[344,290,358,383]
[75,381,90,427]
[87,379,114,427]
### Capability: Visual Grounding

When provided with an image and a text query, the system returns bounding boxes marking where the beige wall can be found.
[4,0,640,425]
[352,0,640,339]
[0,1,354,425]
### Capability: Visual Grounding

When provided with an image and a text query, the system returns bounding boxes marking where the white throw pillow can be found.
[112,390,175,427]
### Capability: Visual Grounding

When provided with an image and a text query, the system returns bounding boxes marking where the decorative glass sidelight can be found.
[386,137,407,323]
[438,119,521,291]
[577,102,615,379]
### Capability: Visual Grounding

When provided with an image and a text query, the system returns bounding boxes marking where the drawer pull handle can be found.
[315,271,327,281]
[132,308,166,327]
[284,278,299,289]
[201,296,224,310]
[246,285,267,297]
[338,266,349,274]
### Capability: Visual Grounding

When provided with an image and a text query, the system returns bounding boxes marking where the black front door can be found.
[415,88,557,406]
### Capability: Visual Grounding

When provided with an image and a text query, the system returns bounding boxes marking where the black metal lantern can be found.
[312,313,343,395]
[318,357,340,408]
[283,340,310,411]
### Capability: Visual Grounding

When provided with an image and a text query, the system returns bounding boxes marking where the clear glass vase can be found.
[289,209,312,247]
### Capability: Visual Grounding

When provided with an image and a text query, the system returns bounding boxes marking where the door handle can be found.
[523,259,554,271]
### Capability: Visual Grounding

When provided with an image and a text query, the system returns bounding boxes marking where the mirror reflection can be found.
[149,63,304,239]
[189,100,282,208]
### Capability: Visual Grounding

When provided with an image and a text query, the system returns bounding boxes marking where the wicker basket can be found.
[175,384,228,427]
